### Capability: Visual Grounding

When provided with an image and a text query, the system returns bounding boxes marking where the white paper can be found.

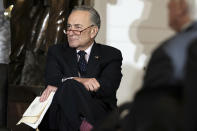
[17,92,55,129]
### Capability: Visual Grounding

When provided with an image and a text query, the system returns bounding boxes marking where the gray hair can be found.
[71,5,101,29]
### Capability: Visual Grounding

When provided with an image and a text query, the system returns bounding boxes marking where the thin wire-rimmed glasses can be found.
[63,25,95,35]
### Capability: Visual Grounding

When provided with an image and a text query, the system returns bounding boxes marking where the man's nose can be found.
[67,30,74,36]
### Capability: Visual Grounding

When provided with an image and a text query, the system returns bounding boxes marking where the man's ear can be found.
[90,26,99,38]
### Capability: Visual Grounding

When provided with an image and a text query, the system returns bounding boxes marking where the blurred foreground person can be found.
[94,0,197,131]
[124,0,197,131]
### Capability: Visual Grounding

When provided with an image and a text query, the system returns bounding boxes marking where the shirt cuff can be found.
[62,77,73,83]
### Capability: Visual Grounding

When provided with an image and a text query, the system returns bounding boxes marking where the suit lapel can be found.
[62,44,79,76]
[86,43,101,76]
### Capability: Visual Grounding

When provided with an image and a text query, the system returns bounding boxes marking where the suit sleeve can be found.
[95,49,123,101]
[45,46,63,87]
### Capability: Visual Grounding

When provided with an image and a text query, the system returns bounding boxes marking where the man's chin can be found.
[68,42,78,48]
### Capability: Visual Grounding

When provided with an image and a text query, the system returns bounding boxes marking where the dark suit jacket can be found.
[45,42,122,108]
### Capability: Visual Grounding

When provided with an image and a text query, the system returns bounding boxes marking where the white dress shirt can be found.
[76,43,94,62]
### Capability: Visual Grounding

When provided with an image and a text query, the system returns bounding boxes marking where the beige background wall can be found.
[94,0,175,105]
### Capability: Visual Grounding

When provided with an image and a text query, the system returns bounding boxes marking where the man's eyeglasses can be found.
[63,25,95,35]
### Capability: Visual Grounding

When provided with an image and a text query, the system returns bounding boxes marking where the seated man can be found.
[39,5,123,131]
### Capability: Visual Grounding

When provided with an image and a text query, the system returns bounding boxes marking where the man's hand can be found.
[40,85,57,102]
[73,77,100,91]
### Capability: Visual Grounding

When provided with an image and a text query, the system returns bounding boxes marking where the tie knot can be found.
[78,50,86,57]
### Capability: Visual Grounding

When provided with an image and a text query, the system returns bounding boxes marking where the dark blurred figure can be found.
[94,0,197,131]
[121,0,197,131]
[142,0,197,91]
[0,1,11,131]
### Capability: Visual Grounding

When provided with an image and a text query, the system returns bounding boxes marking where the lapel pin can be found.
[95,56,99,59]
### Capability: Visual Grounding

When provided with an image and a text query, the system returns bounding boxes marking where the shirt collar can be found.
[76,42,94,56]
[76,42,94,62]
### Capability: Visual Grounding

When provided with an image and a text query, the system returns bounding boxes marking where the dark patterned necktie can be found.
[78,50,87,76]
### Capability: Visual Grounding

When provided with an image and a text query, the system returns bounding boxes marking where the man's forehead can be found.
[67,24,83,27]
[69,10,90,19]
[68,10,91,25]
